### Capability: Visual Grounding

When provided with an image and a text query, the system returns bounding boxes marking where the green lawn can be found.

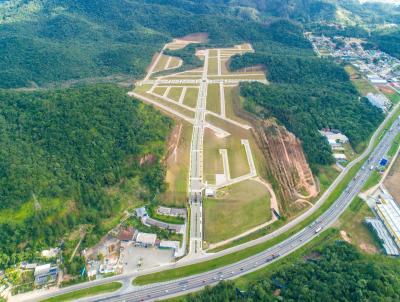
[42,282,122,302]
[362,170,381,191]
[206,83,220,115]
[204,180,271,244]
[344,65,376,95]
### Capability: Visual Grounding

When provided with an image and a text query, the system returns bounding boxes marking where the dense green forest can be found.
[181,242,400,301]
[230,53,384,167]
[0,84,171,268]
[0,0,315,88]
[364,30,400,60]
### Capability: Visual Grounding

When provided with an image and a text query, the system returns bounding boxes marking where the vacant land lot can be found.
[207,57,219,75]
[206,83,220,114]
[160,123,192,207]
[167,87,183,102]
[204,179,271,243]
[344,65,376,96]
[384,153,400,202]
[183,88,198,108]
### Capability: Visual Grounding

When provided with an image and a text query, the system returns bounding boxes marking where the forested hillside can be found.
[181,242,400,301]
[0,85,171,268]
[230,53,384,168]
[0,0,311,89]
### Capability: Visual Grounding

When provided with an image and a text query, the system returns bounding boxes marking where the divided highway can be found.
[83,120,400,302]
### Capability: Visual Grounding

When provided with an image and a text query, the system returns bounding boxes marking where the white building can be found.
[320,130,349,148]
[375,192,400,250]
[333,153,347,161]
[367,74,387,84]
[135,232,157,247]
[366,93,391,112]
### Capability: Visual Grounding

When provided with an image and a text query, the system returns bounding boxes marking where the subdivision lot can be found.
[160,123,193,207]
[206,83,220,115]
[183,87,199,108]
[203,179,271,244]
[203,129,225,184]
[167,87,183,102]
[207,57,219,75]
[153,86,168,95]
[205,115,251,178]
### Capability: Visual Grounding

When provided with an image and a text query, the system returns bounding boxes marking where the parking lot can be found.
[120,242,174,274]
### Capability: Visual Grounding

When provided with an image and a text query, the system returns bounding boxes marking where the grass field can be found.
[43,282,122,302]
[223,86,249,124]
[152,86,168,96]
[168,57,181,69]
[204,180,271,244]
[203,129,224,184]
[160,123,192,207]
[344,65,376,95]
[206,83,220,115]
[167,87,183,102]
[183,88,198,108]
[337,197,380,254]
[207,57,219,75]
[205,115,250,178]
[153,54,170,72]
[140,91,195,119]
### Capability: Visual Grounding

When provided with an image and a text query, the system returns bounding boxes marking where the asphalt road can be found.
[79,118,400,302]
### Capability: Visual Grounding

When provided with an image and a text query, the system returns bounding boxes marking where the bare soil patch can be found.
[377,85,395,95]
[179,32,208,43]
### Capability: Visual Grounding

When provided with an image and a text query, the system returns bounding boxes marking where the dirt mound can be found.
[254,120,318,214]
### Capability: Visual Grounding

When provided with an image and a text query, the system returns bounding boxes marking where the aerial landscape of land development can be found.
[2,0,400,301]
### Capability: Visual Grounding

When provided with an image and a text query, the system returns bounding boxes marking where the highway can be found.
[78,118,400,302]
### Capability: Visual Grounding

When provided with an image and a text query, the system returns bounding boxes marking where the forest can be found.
[230,53,384,168]
[181,242,400,301]
[0,0,312,88]
[0,84,172,268]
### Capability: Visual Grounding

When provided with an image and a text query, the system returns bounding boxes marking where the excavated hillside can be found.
[253,120,318,215]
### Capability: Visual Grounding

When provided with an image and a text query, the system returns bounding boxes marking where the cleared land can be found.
[203,179,271,244]
[344,65,377,95]
[160,123,193,207]
[207,57,219,75]
[183,87,198,108]
[203,129,224,184]
[153,86,168,96]
[206,83,220,115]
[384,152,400,202]
[167,87,183,102]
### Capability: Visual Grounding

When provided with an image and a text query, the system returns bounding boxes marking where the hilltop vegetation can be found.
[180,242,400,301]
[0,0,313,88]
[0,84,171,268]
[230,53,384,168]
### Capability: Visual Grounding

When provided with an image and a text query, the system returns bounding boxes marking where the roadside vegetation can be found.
[230,54,384,170]
[42,282,122,302]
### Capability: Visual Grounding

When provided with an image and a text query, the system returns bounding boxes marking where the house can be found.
[159,240,180,257]
[135,232,157,247]
[320,130,349,147]
[41,248,60,258]
[34,264,58,286]
[333,153,348,162]
[135,207,148,218]
[157,206,186,218]
[118,227,135,242]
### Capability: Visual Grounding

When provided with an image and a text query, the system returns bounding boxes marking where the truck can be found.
[315,226,323,233]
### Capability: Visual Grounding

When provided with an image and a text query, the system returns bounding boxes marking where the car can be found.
[165,289,169,293]
[231,271,235,274]
[240,267,244,271]
[213,276,217,280]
